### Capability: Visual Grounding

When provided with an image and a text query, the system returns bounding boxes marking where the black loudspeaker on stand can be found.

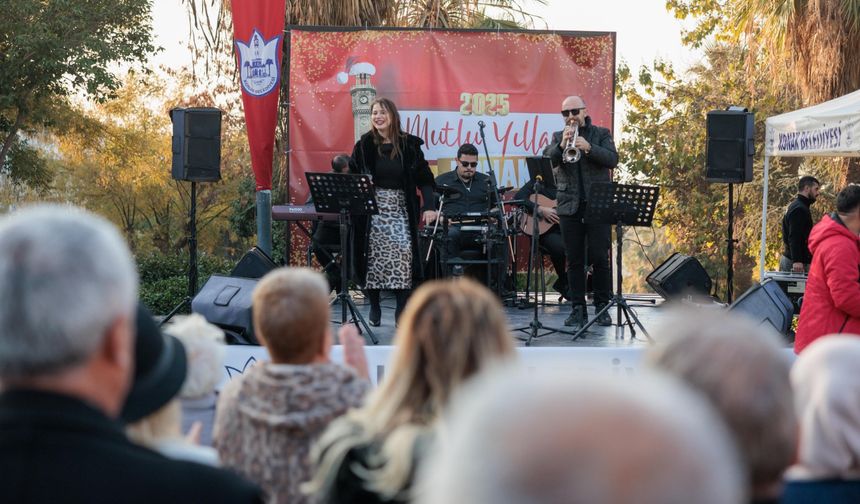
[572,183,659,342]
[161,107,223,327]
[706,106,753,303]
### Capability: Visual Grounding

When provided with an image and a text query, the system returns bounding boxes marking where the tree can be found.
[392,0,544,28]
[614,42,842,294]
[667,0,860,184]
[667,0,860,105]
[0,0,157,170]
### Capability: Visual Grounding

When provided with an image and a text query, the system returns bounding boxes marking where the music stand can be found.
[526,156,556,191]
[514,157,576,346]
[571,182,659,342]
[306,172,379,344]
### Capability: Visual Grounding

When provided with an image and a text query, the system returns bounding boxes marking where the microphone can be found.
[478,120,486,129]
[535,175,543,182]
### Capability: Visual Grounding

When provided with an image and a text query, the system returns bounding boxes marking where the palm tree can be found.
[392,0,544,28]
[670,0,860,183]
[732,0,860,106]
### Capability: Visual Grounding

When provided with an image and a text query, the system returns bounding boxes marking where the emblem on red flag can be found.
[235,29,281,97]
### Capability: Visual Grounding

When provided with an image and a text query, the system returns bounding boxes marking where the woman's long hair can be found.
[306,279,515,500]
[370,97,405,160]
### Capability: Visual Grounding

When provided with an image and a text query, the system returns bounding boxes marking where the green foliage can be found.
[229,176,257,239]
[0,0,157,168]
[137,251,234,315]
[2,138,52,191]
[616,44,821,296]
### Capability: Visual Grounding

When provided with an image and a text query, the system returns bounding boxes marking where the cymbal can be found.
[434,185,463,197]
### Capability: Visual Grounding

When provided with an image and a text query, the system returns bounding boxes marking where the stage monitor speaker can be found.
[230,246,278,279]
[170,107,222,182]
[729,277,794,335]
[706,109,754,183]
[192,275,258,345]
[646,252,712,299]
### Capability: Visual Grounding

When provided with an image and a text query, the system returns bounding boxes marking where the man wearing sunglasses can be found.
[434,143,499,269]
[544,95,618,329]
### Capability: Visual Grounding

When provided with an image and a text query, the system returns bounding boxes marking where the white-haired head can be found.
[163,314,226,399]
[646,308,796,496]
[0,205,138,378]
[789,335,860,480]
[417,365,745,504]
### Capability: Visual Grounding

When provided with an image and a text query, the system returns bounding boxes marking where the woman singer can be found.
[351,97,436,326]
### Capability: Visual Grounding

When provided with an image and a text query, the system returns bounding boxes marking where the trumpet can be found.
[562,123,581,163]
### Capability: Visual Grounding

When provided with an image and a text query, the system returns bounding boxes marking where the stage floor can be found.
[332,291,668,348]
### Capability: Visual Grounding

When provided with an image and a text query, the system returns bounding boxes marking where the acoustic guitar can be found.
[519,194,558,236]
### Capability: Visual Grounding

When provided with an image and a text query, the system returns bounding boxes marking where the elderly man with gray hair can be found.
[646,310,797,504]
[417,367,745,504]
[0,205,261,503]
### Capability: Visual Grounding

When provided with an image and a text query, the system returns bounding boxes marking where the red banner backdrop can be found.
[231,0,286,191]
[287,28,616,202]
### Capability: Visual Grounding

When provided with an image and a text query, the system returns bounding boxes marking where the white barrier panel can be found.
[221,345,648,387]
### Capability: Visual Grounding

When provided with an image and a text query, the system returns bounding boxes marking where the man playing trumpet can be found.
[544,95,618,329]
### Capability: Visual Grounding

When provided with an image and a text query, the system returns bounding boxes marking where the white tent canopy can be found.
[759,89,860,278]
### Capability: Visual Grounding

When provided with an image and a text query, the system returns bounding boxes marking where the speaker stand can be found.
[160,181,198,326]
[726,183,737,303]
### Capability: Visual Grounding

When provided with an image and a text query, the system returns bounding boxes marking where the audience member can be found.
[214,267,371,504]
[417,366,744,504]
[306,278,516,504]
[0,205,261,503]
[164,313,226,447]
[782,335,860,503]
[794,184,860,352]
[647,310,796,504]
[124,304,219,466]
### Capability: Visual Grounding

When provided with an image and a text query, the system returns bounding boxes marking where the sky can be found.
[151,0,699,73]
[149,0,701,133]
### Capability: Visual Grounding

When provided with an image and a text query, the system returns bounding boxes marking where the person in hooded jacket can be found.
[794,184,860,353]
[213,267,371,504]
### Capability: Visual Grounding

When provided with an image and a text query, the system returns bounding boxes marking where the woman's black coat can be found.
[350,131,435,287]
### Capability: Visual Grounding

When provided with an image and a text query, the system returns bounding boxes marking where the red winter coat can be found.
[794,214,860,353]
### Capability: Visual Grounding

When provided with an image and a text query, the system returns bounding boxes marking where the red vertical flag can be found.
[231,0,285,191]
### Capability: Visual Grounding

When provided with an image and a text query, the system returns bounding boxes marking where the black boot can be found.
[367,289,381,326]
[394,290,410,324]
[594,303,612,327]
[564,305,587,329]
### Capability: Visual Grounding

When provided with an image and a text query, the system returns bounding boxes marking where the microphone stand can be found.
[478,121,515,298]
[514,175,575,345]
[425,193,447,263]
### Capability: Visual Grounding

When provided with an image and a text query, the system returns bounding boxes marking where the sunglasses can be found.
[459,161,478,168]
[561,108,583,117]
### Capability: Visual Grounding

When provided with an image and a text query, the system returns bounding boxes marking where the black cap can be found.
[120,303,188,423]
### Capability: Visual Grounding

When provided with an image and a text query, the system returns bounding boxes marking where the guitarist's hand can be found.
[537,206,560,225]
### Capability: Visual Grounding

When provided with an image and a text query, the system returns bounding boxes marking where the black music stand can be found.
[306,172,379,344]
[515,157,576,345]
[571,182,659,342]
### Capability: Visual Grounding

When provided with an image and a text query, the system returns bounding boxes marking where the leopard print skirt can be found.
[365,188,413,290]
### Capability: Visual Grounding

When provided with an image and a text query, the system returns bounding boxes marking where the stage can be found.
[218,290,796,386]
[336,291,665,348]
